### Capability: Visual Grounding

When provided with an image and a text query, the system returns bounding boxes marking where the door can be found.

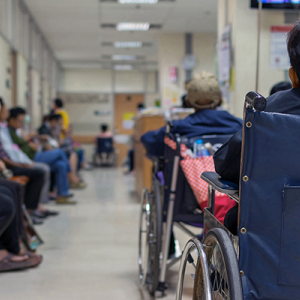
[114,94,144,166]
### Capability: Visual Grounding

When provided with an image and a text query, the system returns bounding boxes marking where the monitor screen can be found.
[251,0,300,8]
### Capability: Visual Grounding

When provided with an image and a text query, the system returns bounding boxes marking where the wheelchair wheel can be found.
[195,228,243,300]
[146,177,162,295]
[176,238,212,300]
[138,188,150,286]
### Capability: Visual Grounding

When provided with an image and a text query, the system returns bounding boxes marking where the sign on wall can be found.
[270,25,293,70]
[218,25,231,82]
[58,93,113,134]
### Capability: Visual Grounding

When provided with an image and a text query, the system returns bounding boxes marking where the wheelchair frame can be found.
[175,91,267,300]
[139,123,234,296]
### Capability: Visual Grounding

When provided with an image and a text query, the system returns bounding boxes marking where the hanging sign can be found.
[270,25,293,70]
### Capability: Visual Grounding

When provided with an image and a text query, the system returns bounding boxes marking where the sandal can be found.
[0,253,38,272]
[23,251,43,268]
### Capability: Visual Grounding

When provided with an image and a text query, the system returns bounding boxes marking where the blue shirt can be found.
[141,109,243,157]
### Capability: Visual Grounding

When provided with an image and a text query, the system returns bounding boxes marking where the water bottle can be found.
[194,139,210,157]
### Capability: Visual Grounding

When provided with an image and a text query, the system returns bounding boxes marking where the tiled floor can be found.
[0,169,197,300]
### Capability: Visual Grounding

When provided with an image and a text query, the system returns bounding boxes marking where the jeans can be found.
[33,162,50,203]
[75,149,84,171]
[34,149,71,196]
[0,184,20,254]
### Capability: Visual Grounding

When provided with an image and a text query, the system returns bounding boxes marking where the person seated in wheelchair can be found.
[96,124,113,139]
[214,21,300,234]
[141,72,243,157]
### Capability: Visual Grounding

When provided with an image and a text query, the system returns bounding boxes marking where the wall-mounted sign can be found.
[169,66,178,83]
[270,25,293,70]
[218,25,231,83]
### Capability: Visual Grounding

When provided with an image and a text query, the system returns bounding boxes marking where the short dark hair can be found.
[49,114,62,121]
[101,124,108,132]
[54,98,64,108]
[270,81,292,95]
[287,21,300,81]
[137,103,145,110]
[9,107,26,120]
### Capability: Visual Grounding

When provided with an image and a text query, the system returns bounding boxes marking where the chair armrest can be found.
[201,172,239,197]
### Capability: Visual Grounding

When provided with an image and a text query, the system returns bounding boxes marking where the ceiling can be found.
[24,0,218,70]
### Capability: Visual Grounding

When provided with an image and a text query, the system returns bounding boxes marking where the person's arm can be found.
[140,126,166,157]
[2,157,32,169]
[213,130,242,185]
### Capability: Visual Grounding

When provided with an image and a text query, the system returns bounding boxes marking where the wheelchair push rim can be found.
[197,228,243,300]
[138,188,150,286]
[176,238,212,300]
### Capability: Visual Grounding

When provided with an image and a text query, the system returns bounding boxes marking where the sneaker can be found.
[70,182,87,189]
[56,197,77,205]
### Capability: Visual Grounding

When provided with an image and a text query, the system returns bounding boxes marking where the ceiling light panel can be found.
[118,0,158,3]
[114,41,142,48]
[114,65,133,70]
[112,55,136,60]
[117,23,150,31]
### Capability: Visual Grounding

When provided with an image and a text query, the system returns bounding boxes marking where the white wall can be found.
[16,53,28,108]
[158,33,185,108]
[42,80,50,114]
[63,69,113,93]
[158,32,217,108]
[60,68,158,135]
[30,69,42,129]
[218,0,286,117]
[115,70,144,93]
[0,36,11,107]
[193,33,217,75]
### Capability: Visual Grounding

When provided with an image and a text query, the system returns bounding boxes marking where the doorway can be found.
[114,94,144,167]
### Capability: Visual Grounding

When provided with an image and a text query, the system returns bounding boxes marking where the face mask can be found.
[25,115,31,123]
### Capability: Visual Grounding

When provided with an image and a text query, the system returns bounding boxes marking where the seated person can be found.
[141,72,243,157]
[214,21,300,234]
[6,107,77,204]
[52,98,70,139]
[97,124,113,139]
[270,81,292,96]
[50,114,86,188]
[0,183,42,272]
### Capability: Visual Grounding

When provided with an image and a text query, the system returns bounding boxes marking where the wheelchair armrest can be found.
[201,172,239,196]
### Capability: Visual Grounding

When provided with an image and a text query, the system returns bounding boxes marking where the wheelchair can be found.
[176,91,300,300]
[138,122,232,296]
[93,137,116,167]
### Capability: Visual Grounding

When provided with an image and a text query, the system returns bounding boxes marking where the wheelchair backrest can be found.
[239,107,300,299]
[96,137,113,153]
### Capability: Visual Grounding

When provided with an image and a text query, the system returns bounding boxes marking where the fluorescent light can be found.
[114,65,133,70]
[118,0,158,3]
[114,41,142,48]
[112,55,136,61]
[117,23,150,31]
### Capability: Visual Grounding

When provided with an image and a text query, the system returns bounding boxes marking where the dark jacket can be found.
[141,109,243,157]
[214,88,300,184]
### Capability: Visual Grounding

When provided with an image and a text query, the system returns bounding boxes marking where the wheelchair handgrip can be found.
[245,91,267,112]
[166,121,174,134]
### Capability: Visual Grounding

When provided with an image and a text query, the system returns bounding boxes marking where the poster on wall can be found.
[218,25,231,82]
[122,112,135,130]
[270,25,293,70]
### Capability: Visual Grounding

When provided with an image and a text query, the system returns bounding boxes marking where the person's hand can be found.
[29,142,39,151]
[0,160,6,172]
[19,163,33,169]
[29,131,38,139]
